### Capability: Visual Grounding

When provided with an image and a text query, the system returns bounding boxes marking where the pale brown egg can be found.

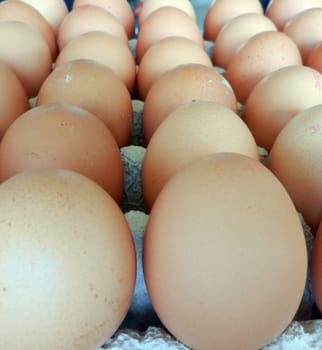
[36,59,132,147]
[213,13,277,69]
[18,0,68,34]
[137,36,213,100]
[136,6,203,63]
[0,62,29,140]
[0,103,124,204]
[311,218,322,313]
[72,0,135,38]
[0,0,57,59]
[225,31,303,104]
[57,5,128,51]
[0,168,136,350]
[138,0,196,28]
[142,101,259,211]
[204,0,264,41]
[144,152,307,350]
[265,0,322,31]
[283,8,322,63]
[243,66,322,151]
[142,63,238,144]
[268,104,322,233]
[306,43,322,73]
[55,31,136,94]
[0,20,52,98]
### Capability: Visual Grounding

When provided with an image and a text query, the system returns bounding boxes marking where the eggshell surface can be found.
[144,152,307,350]
[0,168,136,350]
[311,218,322,313]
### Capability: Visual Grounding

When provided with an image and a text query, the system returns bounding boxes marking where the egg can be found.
[138,0,196,28]
[55,31,136,94]
[268,104,322,233]
[243,66,322,150]
[283,8,322,63]
[0,0,57,59]
[306,43,322,73]
[137,36,213,100]
[72,0,135,38]
[0,168,136,350]
[142,63,238,144]
[225,31,303,104]
[311,218,322,314]
[265,0,322,30]
[204,0,264,41]
[143,152,307,350]
[37,59,133,147]
[142,101,259,211]
[213,13,277,69]
[18,0,68,34]
[57,5,128,51]
[0,62,29,140]
[0,103,124,204]
[0,20,52,98]
[136,6,203,63]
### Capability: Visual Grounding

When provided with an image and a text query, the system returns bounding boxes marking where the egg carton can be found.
[111,91,322,349]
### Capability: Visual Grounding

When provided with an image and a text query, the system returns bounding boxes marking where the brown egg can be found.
[265,0,322,31]
[138,0,196,28]
[144,152,307,350]
[306,43,322,73]
[19,0,68,34]
[55,31,136,94]
[57,5,128,51]
[225,31,303,104]
[0,0,57,59]
[36,59,133,147]
[142,63,238,144]
[0,21,52,98]
[142,101,259,211]
[0,62,29,140]
[213,13,277,69]
[311,218,322,313]
[72,0,135,38]
[137,36,213,100]
[243,65,322,150]
[0,168,136,350]
[0,103,124,204]
[204,0,264,41]
[136,6,203,63]
[283,8,322,63]
[268,104,322,233]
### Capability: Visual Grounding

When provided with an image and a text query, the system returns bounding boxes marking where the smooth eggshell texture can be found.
[282,8,322,63]
[204,0,264,41]
[19,0,68,34]
[268,104,322,233]
[0,20,52,98]
[306,43,322,73]
[0,62,29,140]
[144,152,307,350]
[265,0,322,30]
[57,5,128,51]
[311,218,322,313]
[142,63,238,144]
[138,0,196,28]
[136,6,203,63]
[72,0,135,38]
[137,36,213,100]
[0,168,136,350]
[243,65,322,150]
[225,31,303,104]
[213,13,277,69]
[142,101,259,211]
[37,59,133,147]
[55,31,136,94]
[0,0,57,59]
[0,103,124,204]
